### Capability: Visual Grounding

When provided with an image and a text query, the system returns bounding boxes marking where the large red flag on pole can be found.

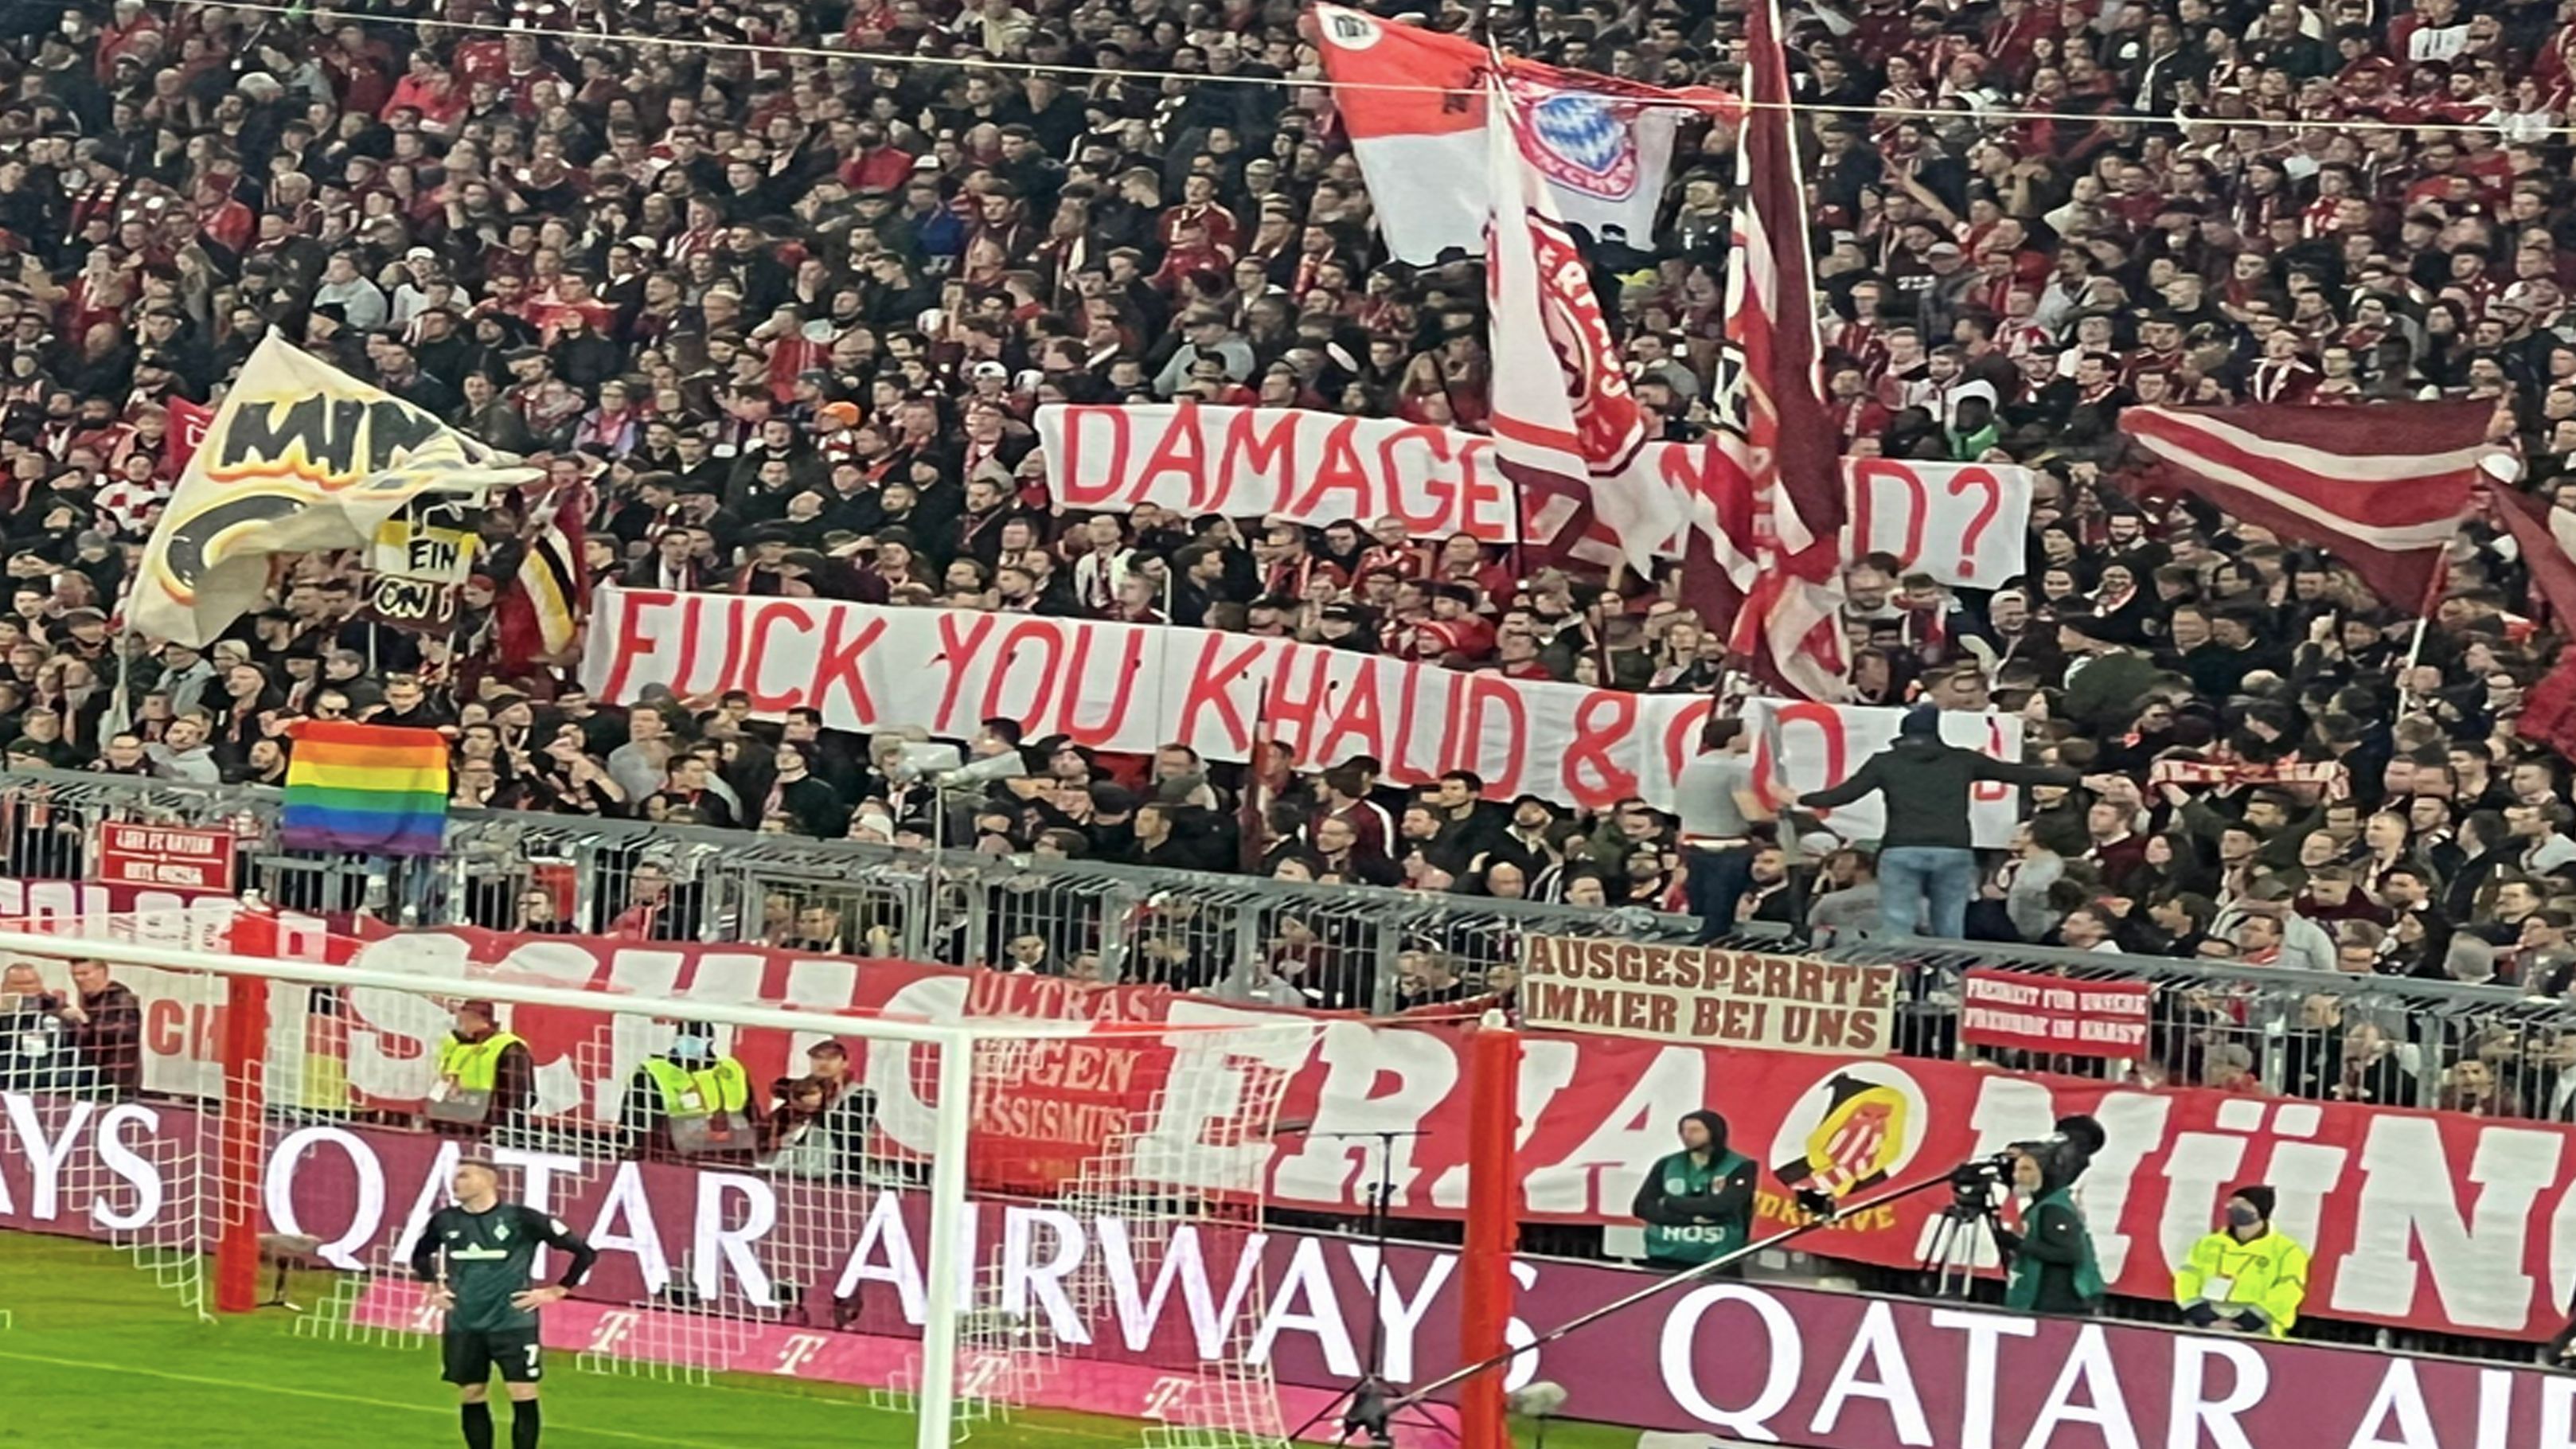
[2121,399,2490,613]
[1687,0,1849,701]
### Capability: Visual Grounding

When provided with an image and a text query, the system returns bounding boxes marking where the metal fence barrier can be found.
[0,767,1708,1014]
[14,768,2574,1096]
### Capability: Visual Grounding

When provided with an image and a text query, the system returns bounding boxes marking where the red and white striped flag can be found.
[1681,0,1848,701]
[2488,482,2576,758]
[1484,76,1682,572]
[2120,400,2492,611]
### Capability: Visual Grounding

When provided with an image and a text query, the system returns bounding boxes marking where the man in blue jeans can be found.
[1797,705,2077,939]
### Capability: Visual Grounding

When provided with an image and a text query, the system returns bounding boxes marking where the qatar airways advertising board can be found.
[2,1100,2570,1448]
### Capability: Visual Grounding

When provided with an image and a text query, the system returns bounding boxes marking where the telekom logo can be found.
[774,1333,829,1377]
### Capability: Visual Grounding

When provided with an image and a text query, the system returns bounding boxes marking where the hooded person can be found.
[2174,1183,2310,1338]
[1999,1114,2106,1316]
[1630,1110,1756,1272]
[1798,705,2079,939]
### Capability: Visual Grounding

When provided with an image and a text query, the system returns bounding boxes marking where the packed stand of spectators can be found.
[3,0,2576,1066]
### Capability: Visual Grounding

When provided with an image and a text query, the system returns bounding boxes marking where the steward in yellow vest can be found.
[429,1000,533,1132]
[2175,1184,2310,1338]
[620,1025,760,1159]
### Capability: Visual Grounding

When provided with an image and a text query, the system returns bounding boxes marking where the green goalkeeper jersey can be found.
[409,1202,598,1334]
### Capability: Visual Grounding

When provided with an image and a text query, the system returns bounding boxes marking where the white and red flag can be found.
[2120,399,2490,611]
[1483,77,1680,572]
[1313,5,1700,263]
[1678,0,1849,701]
[2480,479,2576,756]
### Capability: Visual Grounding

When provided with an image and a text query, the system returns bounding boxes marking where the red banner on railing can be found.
[1959,968,2152,1056]
[96,822,237,892]
[14,918,2576,1342]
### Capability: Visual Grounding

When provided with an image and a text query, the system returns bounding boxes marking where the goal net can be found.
[0,908,1309,1449]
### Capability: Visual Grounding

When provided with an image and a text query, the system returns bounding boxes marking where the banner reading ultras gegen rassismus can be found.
[30,908,2576,1344]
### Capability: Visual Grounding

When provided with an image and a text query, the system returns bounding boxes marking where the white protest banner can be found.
[1744,699,2024,848]
[1840,457,2032,589]
[1036,402,1526,541]
[583,588,1710,812]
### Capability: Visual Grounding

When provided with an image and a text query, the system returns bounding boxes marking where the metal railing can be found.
[11,768,2574,1112]
[1817,933,2576,1127]
[0,768,1707,1015]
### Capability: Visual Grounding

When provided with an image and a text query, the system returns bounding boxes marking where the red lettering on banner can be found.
[670,593,708,695]
[931,612,1001,732]
[741,602,818,712]
[1134,399,1211,510]
[1659,697,1716,786]
[1388,666,1443,783]
[1172,635,1267,754]
[594,589,665,701]
[1310,661,1388,766]
[1454,435,1507,540]
[1290,419,1376,525]
[1055,408,1130,508]
[1563,691,1640,808]
[1458,675,1529,795]
[1848,459,1930,571]
[1430,670,1469,779]
[1263,647,1332,757]
[1947,466,2004,577]
[1384,426,1450,537]
[982,620,1067,729]
[1058,627,1147,746]
[1218,408,1302,517]
[1972,714,2012,806]
[809,611,888,725]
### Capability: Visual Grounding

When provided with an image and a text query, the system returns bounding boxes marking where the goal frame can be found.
[0,921,1169,1449]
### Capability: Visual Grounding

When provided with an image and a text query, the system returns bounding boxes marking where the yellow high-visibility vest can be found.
[437,1032,525,1091]
[639,1056,749,1119]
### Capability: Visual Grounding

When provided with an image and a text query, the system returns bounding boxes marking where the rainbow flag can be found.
[280,721,451,856]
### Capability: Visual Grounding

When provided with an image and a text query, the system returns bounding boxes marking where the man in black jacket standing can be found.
[1799,705,2078,939]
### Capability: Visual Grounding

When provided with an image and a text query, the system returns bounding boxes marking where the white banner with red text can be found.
[583,587,1711,812]
[1747,700,2025,848]
[1033,404,2032,588]
[5,1105,2568,1447]
[24,919,2576,1342]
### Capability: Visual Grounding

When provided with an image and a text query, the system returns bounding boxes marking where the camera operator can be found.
[1631,1111,1756,1273]
[1997,1116,2106,1316]
[2175,1185,2309,1338]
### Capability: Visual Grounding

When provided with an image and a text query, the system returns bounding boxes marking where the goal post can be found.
[0,916,1306,1449]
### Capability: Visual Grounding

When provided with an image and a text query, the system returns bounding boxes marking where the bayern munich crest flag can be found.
[1313,5,1689,262]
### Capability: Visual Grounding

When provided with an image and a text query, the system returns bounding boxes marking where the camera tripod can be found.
[1286,1128,1448,1447]
[1920,1179,2014,1299]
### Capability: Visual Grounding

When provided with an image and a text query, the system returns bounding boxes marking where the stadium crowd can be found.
[1,0,2575,1107]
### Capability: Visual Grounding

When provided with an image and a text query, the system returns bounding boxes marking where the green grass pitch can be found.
[0,1237,1636,1449]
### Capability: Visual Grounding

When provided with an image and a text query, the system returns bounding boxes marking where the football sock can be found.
[461,1401,494,1449]
[513,1399,543,1448]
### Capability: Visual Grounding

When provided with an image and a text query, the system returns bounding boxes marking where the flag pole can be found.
[2396,558,2449,717]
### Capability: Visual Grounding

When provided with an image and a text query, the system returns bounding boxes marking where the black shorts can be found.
[443,1326,544,1385]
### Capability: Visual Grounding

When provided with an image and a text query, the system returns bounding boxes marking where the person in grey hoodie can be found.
[145,714,221,784]
[1799,705,2077,939]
